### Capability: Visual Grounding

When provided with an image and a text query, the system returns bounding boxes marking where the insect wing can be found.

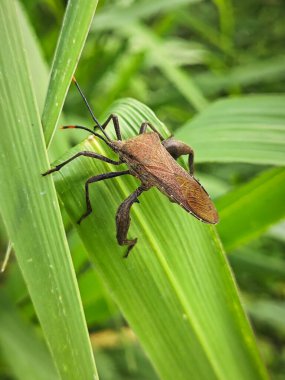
[172,174,219,224]
[123,134,219,224]
[144,153,219,224]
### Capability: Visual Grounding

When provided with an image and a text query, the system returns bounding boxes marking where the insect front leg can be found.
[101,114,122,140]
[139,122,164,141]
[162,137,194,176]
[42,151,122,176]
[116,186,146,258]
[78,170,130,225]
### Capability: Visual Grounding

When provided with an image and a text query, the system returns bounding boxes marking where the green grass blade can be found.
[16,3,48,113]
[268,221,285,242]
[216,168,285,251]
[0,2,97,379]
[212,0,235,50]
[246,299,285,333]
[195,55,285,96]
[54,98,268,380]
[124,23,208,111]
[229,248,285,281]
[93,0,201,31]
[42,0,99,146]
[0,291,59,380]
[179,12,233,55]
[176,95,285,165]
[16,2,70,162]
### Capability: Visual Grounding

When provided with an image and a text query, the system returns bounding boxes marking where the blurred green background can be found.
[0,0,285,379]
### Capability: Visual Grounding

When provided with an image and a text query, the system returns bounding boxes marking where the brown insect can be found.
[43,77,218,257]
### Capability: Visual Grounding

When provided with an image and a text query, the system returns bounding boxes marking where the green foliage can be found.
[0,291,59,380]
[54,98,267,379]
[0,1,97,379]
[42,0,99,146]
[217,168,285,251]
[177,95,285,165]
[0,0,285,379]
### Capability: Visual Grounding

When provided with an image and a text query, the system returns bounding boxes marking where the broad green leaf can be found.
[42,0,99,146]
[0,291,59,380]
[176,95,285,165]
[67,228,119,325]
[0,2,97,379]
[195,55,285,96]
[216,168,285,251]
[54,98,268,380]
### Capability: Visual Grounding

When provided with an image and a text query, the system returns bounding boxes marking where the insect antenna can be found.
[72,76,111,141]
[60,125,109,145]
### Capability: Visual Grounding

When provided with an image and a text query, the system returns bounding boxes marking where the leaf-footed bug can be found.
[43,77,219,258]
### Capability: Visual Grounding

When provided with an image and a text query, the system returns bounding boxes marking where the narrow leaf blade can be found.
[42,0,99,146]
[0,2,97,379]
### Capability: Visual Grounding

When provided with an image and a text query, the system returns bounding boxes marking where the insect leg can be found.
[78,170,131,225]
[162,137,194,175]
[101,114,122,140]
[42,151,122,176]
[139,122,164,141]
[116,186,146,258]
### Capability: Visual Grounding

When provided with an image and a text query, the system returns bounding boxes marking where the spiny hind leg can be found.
[162,137,194,176]
[116,186,146,258]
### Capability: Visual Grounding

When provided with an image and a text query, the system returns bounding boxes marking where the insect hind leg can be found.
[162,137,194,175]
[116,186,146,258]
